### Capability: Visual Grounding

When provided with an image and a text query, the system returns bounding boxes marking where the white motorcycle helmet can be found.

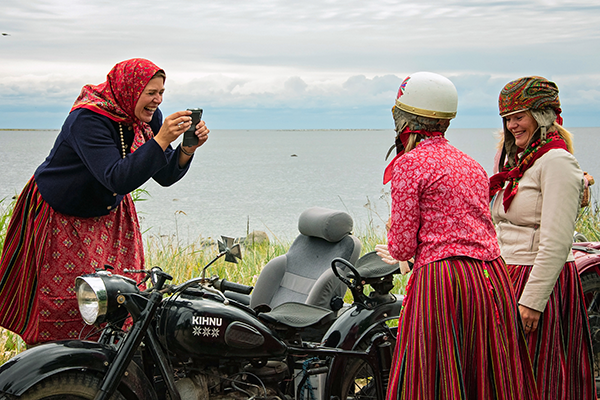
[395,71,458,120]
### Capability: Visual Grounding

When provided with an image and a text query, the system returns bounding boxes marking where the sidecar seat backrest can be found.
[250,206,361,311]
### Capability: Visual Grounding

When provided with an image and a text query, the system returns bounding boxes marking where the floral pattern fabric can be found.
[26,192,144,343]
[387,137,500,269]
[0,179,144,344]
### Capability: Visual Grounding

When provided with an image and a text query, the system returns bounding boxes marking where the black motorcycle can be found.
[0,237,403,400]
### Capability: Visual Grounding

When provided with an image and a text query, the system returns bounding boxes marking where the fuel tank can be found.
[157,291,287,361]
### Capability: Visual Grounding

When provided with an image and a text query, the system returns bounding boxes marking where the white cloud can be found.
[1,0,599,128]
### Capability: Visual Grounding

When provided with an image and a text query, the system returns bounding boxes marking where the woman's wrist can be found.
[180,146,195,156]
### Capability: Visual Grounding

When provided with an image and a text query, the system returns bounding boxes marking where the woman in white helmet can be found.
[382,72,537,399]
[490,76,595,399]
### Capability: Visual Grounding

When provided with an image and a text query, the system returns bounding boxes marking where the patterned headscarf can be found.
[71,58,164,152]
[497,76,563,169]
[498,76,562,117]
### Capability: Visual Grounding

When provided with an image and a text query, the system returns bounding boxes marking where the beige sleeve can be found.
[518,151,583,312]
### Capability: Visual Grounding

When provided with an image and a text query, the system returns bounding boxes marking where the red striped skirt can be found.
[0,178,144,345]
[508,262,596,400]
[386,257,538,400]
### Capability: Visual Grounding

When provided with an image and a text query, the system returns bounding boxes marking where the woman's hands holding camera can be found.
[155,110,209,152]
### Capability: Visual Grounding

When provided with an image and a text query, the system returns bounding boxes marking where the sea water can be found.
[1,128,598,242]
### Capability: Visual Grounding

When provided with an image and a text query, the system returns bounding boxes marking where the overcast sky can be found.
[1,0,599,130]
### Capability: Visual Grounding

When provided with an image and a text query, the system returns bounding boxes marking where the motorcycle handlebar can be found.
[215,279,253,295]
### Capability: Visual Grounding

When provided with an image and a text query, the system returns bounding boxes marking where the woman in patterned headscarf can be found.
[0,58,209,345]
[490,76,596,399]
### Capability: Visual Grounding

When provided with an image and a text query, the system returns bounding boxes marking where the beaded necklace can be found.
[118,123,126,158]
[511,131,561,173]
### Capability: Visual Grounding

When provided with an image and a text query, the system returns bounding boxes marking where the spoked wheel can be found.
[0,372,127,400]
[339,357,379,400]
[580,272,600,390]
[338,325,397,400]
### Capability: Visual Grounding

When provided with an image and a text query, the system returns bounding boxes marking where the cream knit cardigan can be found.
[491,148,584,312]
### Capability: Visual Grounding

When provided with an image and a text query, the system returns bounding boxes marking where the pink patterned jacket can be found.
[387,137,501,270]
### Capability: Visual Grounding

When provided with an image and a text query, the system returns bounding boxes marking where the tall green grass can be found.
[143,224,407,303]
[576,206,600,242]
[143,234,290,286]
[0,197,25,362]
[0,197,15,254]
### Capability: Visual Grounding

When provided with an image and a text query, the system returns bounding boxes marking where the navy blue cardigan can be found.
[34,108,191,217]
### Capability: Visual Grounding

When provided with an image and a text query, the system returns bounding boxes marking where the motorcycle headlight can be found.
[75,273,139,325]
[76,276,108,325]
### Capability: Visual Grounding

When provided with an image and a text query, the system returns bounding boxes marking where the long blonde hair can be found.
[403,133,421,153]
[554,123,574,153]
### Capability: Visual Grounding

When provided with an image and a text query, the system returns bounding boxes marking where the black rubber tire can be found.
[581,271,600,385]
[0,371,127,400]
[581,271,600,294]
[339,355,379,400]
[337,325,396,400]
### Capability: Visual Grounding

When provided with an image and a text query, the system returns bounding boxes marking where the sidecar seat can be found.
[250,206,361,312]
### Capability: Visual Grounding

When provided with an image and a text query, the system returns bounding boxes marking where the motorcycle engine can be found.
[174,361,288,400]
[243,360,289,383]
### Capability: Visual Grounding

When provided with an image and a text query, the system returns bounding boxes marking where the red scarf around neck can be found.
[383,128,444,184]
[489,131,567,211]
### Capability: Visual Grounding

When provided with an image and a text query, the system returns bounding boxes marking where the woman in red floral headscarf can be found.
[0,58,209,345]
[490,76,596,399]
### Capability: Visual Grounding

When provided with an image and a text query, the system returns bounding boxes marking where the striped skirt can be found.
[386,257,538,400]
[0,178,144,345]
[508,262,596,400]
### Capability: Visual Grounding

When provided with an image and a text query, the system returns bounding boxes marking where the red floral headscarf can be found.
[71,58,164,152]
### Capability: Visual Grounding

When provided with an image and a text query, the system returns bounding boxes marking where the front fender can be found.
[573,243,600,276]
[0,340,157,400]
[322,296,403,350]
